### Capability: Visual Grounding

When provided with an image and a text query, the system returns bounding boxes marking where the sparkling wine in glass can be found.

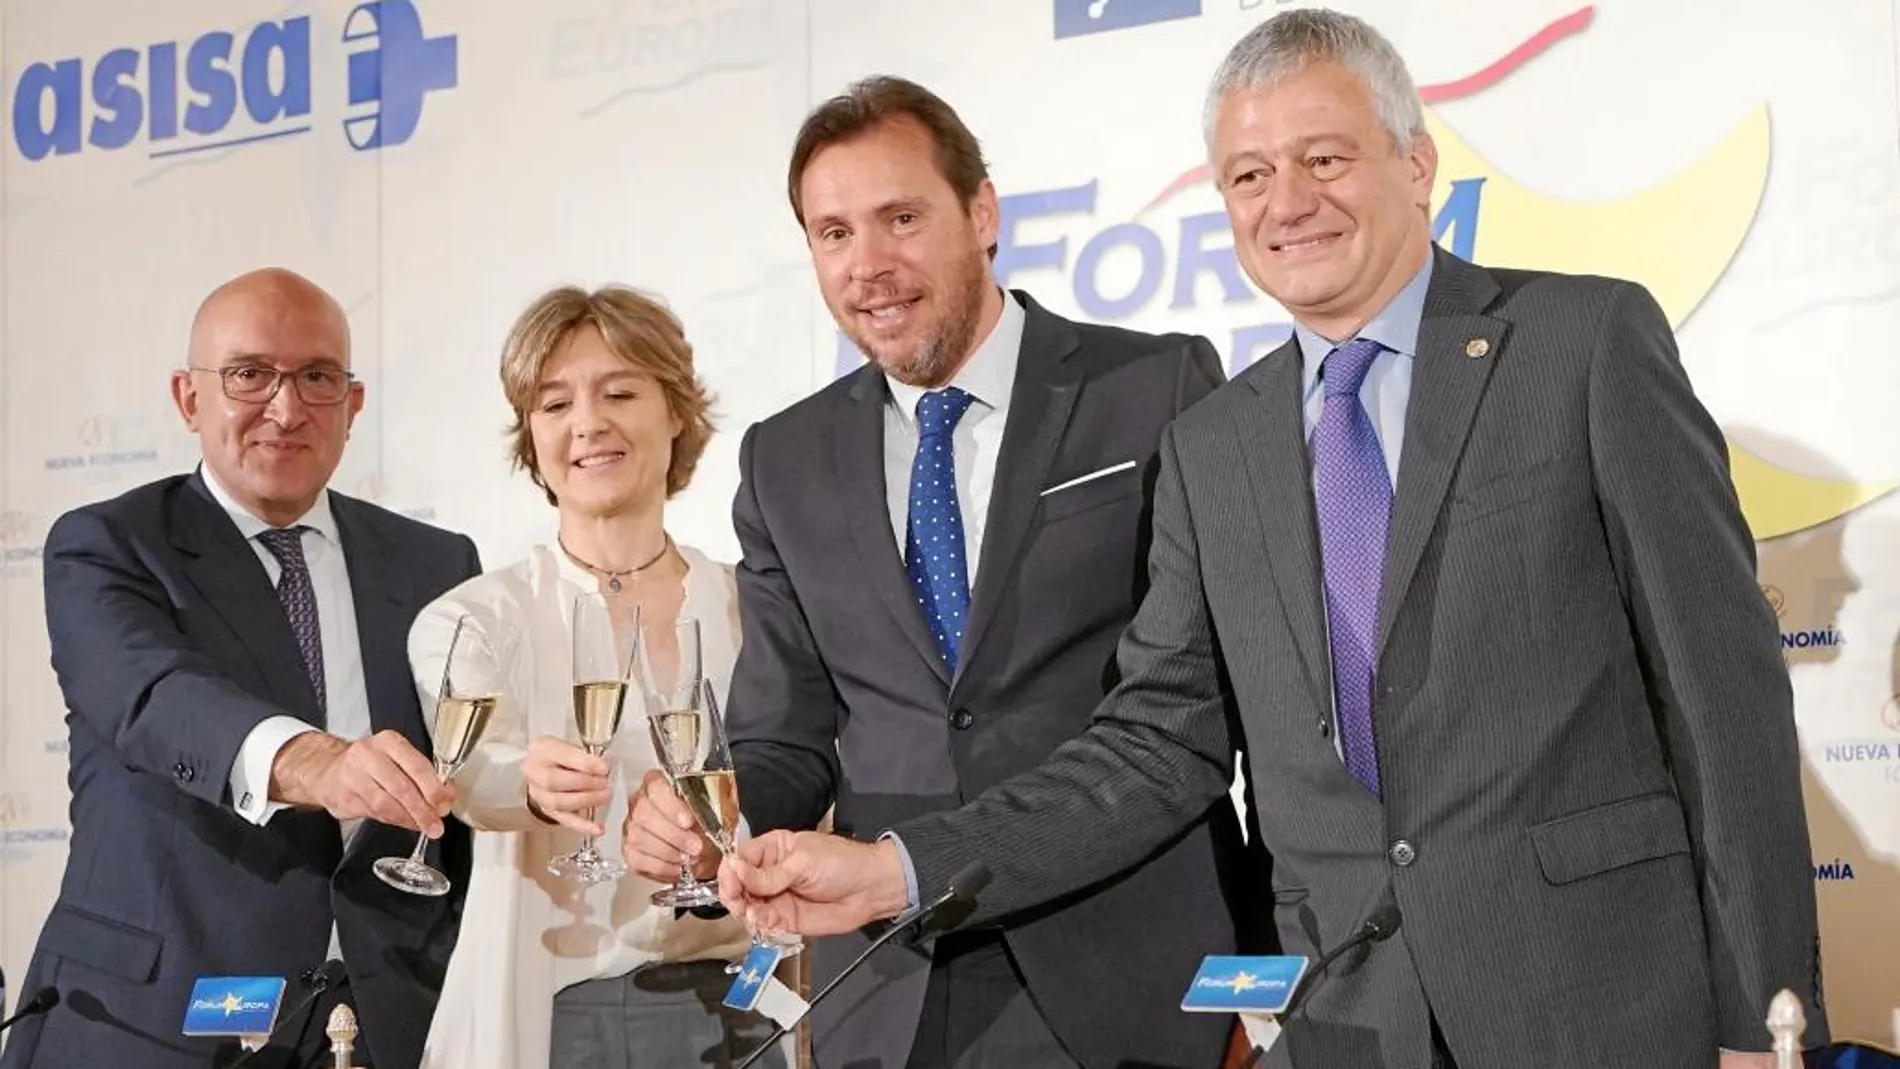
[642,616,723,909]
[549,593,638,883]
[686,679,805,970]
[375,613,502,897]
[675,765,739,856]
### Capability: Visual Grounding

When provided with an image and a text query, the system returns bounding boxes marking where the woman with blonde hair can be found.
[408,284,785,1068]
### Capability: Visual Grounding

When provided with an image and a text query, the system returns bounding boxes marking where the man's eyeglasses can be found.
[189,364,356,406]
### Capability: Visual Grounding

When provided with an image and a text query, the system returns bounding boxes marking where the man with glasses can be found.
[0,268,483,1069]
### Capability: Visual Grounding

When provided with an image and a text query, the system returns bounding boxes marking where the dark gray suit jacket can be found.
[896,251,1827,1068]
[0,472,480,1069]
[727,291,1260,1069]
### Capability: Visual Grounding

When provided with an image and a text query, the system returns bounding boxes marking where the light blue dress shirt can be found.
[1294,251,1434,485]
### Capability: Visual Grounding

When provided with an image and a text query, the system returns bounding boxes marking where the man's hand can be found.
[717,830,910,936]
[1718,1055,1776,1069]
[269,730,453,836]
[522,735,611,836]
[623,770,719,881]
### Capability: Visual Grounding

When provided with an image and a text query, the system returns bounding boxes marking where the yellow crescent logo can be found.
[1415,10,1894,537]
[1424,105,1767,331]
[1725,444,1897,540]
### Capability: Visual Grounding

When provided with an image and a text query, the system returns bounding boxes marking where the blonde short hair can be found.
[499,285,715,505]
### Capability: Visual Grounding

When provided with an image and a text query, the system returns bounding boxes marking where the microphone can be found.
[224,960,346,1067]
[733,860,993,1069]
[0,986,59,1034]
[1238,903,1402,1069]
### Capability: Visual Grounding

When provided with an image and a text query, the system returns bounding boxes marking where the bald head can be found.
[189,267,351,369]
[172,267,364,527]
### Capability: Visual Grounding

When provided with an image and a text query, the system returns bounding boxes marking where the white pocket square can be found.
[1040,461,1137,497]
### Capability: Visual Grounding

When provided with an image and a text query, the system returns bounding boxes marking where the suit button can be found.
[1388,839,1416,867]
[949,708,974,730]
[174,762,195,783]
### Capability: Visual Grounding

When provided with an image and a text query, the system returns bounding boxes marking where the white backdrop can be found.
[2,0,1896,1047]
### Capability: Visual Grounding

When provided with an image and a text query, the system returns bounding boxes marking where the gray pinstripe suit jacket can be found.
[896,248,1827,1069]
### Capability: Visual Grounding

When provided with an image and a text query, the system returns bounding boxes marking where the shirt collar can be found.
[886,288,1025,423]
[1296,249,1434,396]
[199,461,340,546]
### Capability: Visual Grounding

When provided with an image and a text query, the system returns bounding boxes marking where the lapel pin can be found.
[1465,338,1490,359]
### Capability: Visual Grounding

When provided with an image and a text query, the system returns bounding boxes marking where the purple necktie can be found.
[257,526,327,718]
[1312,338,1389,797]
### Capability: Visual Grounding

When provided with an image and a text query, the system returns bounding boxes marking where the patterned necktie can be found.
[904,387,977,674]
[256,526,327,718]
[1312,338,1390,797]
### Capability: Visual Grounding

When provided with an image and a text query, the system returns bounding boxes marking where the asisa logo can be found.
[7,1,457,163]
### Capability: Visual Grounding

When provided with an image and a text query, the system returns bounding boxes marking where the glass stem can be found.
[580,744,604,859]
[411,758,451,866]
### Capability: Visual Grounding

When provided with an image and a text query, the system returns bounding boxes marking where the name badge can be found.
[722,943,784,1013]
[1180,955,1308,1014]
[181,976,286,1038]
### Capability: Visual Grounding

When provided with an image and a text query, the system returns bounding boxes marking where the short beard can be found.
[852,245,990,389]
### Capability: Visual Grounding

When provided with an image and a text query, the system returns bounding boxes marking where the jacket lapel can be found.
[169,473,319,719]
[832,366,954,687]
[954,294,1080,691]
[1236,340,1333,710]
[1375,249,1508,654]
[331,494,428,746]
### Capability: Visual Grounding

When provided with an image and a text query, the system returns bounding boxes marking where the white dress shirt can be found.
[205,467,374,823]
[410,542,753,1069]
[882,290,1026,582]
[203,464,370,963]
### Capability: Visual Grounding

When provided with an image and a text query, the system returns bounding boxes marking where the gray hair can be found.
[1203,8,1424,155]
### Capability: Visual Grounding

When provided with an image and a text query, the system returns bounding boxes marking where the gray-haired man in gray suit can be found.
[720,10,1826,1069]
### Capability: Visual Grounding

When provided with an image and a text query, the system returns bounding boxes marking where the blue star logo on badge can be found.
[722,942,784,1013]
[1182,955,1308,1015]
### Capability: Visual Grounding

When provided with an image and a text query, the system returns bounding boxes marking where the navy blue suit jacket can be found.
[0,472,480,1069]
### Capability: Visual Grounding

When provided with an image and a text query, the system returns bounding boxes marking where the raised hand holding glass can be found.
[547,592,638,883]
[375,613,505,896]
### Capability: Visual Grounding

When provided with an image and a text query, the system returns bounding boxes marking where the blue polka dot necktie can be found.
[1312,338,1390,798]
[256,526,327,719]
[904,387,977,674]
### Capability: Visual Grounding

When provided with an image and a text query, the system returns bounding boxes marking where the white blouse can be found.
[407,541,753,1069]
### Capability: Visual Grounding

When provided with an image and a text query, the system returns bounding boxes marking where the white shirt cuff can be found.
[230,716,320,824]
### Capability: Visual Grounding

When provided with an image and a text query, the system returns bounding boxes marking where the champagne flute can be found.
[375,613,500,897]
[675,678,740,858]
[642,616,722,908]
[685,678,805,971]
[548,593,638,883]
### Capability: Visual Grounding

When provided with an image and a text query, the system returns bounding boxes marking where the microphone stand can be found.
[734,861,991,1069]
[1238,906,1402,1069]
[225,962,345,1068]
[0,987,58,1034]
